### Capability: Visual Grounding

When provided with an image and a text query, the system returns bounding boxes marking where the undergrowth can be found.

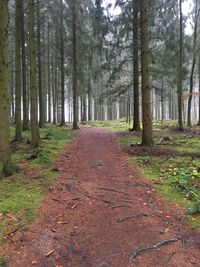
[0,125,76,245]
[91,119,200,229]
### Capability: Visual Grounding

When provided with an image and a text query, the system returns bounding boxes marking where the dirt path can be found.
[5,127,200,267]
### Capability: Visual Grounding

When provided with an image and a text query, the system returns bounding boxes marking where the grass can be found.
[0,124,76,243]
[88,119,131,132]
[91,119,200,229]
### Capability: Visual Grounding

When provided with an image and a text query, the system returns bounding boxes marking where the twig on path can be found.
[98,187,130,197]
[129,238,178,262]
[46,250,54,257]
[117,212,149,223]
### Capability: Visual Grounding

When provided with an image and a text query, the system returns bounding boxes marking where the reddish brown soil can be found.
[4,126,200,267]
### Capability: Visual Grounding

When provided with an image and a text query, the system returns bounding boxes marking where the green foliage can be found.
[137,155,152,164]
[168,168,200,199]
[188,201,200,215]
[89,119,131,132]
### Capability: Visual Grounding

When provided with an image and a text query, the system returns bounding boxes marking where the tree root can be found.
[117,212,149,223]
[125,182,149,187]
[98,187,130,197]
[129,238,178,262]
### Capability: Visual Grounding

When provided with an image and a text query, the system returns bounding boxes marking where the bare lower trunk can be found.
[0,0,13,177]
[140,0,154,146]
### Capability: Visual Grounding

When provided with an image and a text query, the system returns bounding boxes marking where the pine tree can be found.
[0,0,13,177]
[29,0,40,148]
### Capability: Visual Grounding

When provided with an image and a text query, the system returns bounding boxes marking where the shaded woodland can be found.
[0,0,200,176]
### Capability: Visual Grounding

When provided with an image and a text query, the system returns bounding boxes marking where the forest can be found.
[0,0,200,175]
[0,0,200,266]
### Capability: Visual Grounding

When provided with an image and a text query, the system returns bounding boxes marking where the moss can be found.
[0,125,76,240]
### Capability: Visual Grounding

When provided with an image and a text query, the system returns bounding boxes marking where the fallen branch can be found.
[117,212,149,223]
[129,239,178,262]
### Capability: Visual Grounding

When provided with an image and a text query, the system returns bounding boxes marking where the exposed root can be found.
[129,238,178,262]
[117,212,149,223]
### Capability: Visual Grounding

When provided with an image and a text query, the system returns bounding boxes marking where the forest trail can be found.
[5,126,200,267]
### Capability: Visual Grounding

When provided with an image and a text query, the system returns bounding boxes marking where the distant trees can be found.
[0,0,13,177]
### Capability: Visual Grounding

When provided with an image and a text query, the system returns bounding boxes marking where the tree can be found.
[21,0,29,131]
[29,0,40,148]
[140,0,154,145]
[132,0,141,131]
[15,0,22,141]
[71,0,79,129]
[177,0,183,130]
[60,0,65,126]
[187,0,200,127]
[37,0,44,128]
[0,0,13,177]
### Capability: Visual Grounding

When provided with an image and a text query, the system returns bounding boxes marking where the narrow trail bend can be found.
[5,126,200,267]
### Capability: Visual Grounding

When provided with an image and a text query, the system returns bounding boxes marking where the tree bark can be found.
[0,0,13,177]
[132,0,141,131]
[140,0,154,146]
[21,0,29,131]
[177,0,183,130]
[60,0,65,126]
[72,0,79,129]
[29,0,40,148]
[187,0,199,127]
[15,0,22,141]
[37,0,44,128]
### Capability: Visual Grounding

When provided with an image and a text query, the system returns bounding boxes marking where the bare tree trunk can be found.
[15,0,22,141]
[187,0,199,127]
[60,0,65,126]
[37,0,44,128]
[0,0,13,177]
[72,0,79,129]
[47,20,51,123]
[197,57,200,126]
[177,0,183,130]
[132,0,141,131]
[21,0,29,131]
[140,0,154,146]
[29,0,40,148]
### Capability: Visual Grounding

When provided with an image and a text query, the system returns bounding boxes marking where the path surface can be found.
[5,127,200,266]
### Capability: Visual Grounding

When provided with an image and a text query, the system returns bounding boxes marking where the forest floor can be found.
[3,126,200,267]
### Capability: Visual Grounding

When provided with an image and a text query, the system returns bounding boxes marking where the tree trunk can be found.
[72,0,79,129]
[21,0,29,131]
[15,0,22,141]
[37,0,44,128]
[140,0,154,146]
[197,56,200,126]
[132,0,141,131]
[177,0,183,130]
[187,0,199,127]
[29,0,40,148]
[0,0,13,177]
[47,20,51,123]
[60,0,65,126]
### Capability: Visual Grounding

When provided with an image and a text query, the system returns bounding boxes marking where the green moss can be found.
[0,125,76,240]
[88,119,131,132]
